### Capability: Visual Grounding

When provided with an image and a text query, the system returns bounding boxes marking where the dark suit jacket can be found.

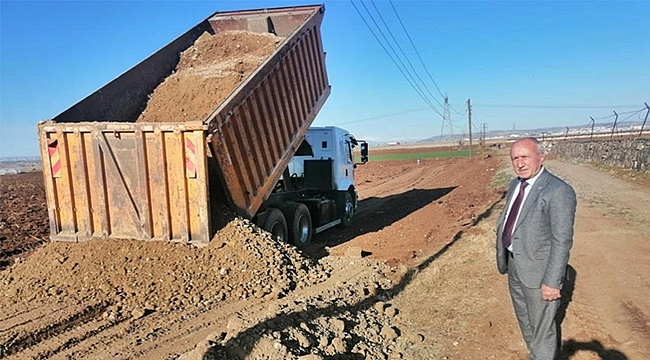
[496,168,577,289]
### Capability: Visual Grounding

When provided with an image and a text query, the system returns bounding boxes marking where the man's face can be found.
[510,139,545,180]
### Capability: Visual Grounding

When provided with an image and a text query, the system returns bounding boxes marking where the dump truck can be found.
[38,4,368,248]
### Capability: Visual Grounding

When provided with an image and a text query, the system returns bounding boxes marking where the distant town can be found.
[0,157,42,175]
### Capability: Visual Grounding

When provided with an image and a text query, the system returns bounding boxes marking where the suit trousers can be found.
[508,253,560,359]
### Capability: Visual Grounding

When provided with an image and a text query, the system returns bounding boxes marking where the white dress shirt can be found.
[505,166,545,252]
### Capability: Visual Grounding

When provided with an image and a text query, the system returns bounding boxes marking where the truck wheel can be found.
[282,202,312,248]
[262,208,288,243]
[340,192,354,228]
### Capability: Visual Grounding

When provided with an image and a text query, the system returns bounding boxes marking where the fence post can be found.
[611,111,618,139]
[565,127,569,141]
[640,102,649,137]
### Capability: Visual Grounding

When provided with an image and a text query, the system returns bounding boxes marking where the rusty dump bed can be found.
[39,4,330,244]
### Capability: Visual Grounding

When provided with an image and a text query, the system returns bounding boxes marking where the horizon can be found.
[2,118,646,162]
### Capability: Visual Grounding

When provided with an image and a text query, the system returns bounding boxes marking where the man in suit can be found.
[496,137,577,359]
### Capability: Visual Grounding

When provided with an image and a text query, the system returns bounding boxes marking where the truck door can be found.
[337,131,356,190]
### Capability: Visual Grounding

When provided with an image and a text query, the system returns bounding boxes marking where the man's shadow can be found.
[556,265,628,360]
[559,339,628,360]
[555,264,576,344]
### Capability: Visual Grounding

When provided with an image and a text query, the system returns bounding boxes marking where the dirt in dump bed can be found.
[136,30,283,123]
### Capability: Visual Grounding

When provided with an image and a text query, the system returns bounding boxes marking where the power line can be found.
[335,107,429,125]
[386,0,467,118]
[388,0,445,100]
[371,0,445,110]
[331,105,646,130]
[473,103,644,109]
[360,0,435,109]
[448,104,466,116]
[350,0,442,117]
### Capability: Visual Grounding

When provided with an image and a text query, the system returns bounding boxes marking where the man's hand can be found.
[541,284,561,301]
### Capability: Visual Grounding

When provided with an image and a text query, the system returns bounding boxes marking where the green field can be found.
[357,149,476,162]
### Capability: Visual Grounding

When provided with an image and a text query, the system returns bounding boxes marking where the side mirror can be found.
[360,142,368,164]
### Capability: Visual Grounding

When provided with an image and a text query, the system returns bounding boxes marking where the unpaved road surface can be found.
[1,146,649,359]
[387,156,650,360]
[543,160,650,359]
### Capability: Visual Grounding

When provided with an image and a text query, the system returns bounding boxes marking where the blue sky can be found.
[1,0,648,158]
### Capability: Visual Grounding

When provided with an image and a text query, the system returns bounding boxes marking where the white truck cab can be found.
[259,126,368,248]
[288,126,363,193]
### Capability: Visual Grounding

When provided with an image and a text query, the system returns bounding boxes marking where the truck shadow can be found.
[312,186,457,249]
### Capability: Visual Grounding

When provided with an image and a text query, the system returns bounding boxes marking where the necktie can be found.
[502,180,528,249]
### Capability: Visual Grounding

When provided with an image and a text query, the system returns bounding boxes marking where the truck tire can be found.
[262,208,288,243]
[282,202,312,248]
[340,192,354,228]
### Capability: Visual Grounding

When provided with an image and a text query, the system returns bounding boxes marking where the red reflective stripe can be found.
[48,140,58,155]
[185,158,197,174]
[51,160,62,177]
[185,137,196,154]
[48,139,61,178]
[185,137,197,178]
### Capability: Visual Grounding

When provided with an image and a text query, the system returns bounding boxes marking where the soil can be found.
[1,146,649,360]
[0,171,49,270]
[136,31,283,123]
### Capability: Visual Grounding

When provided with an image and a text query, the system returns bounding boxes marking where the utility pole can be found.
[444,95,452,137]
[481,123,487,147]
[611,111,618,139]
[640,102,649,137]
[467,98,472,159]
[440,96,446,141]
[441,95,452,141]
[590,116,595,141]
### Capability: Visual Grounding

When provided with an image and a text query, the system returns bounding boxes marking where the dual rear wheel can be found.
[261,192,355,247]
[261,203,312,248]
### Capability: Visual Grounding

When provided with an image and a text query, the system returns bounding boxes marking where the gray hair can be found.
[516,137,545,155]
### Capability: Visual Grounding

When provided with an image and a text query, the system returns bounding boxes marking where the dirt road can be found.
[543,159,650,359]
[386,156,650,360]
[1,148,649,359]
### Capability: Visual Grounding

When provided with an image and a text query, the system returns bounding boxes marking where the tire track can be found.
[1,301,111,359]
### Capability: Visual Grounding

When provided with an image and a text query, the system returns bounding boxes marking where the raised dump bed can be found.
[39,4,331,244]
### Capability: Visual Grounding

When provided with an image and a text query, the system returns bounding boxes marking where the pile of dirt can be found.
[179,252,409,360]
[1,215,410,359]
[0,218,326,317]
[136,30,283,123]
